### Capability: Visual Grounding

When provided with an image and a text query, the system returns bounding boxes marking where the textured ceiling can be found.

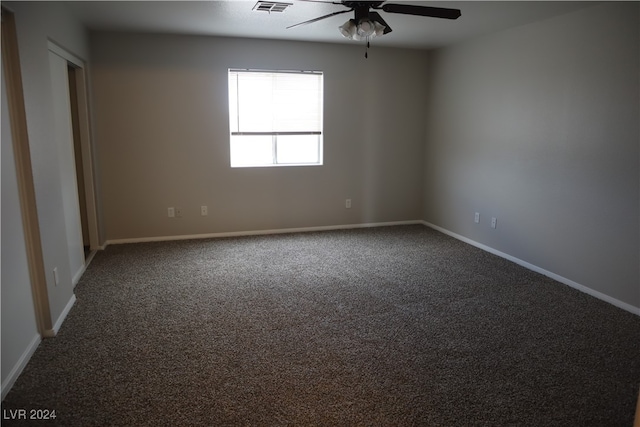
[63,1,597,50]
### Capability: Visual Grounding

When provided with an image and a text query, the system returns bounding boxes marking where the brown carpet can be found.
[2,225,639,426]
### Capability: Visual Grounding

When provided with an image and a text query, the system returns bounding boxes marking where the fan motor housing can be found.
[344,1,382,21]
[342,1,384,8]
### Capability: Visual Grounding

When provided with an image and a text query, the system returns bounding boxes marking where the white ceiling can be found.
[63,1,597,50]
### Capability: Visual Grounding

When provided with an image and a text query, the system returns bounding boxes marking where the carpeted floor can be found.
[2,225,639,426]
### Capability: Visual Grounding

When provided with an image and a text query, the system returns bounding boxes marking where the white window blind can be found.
[228,69,323,167]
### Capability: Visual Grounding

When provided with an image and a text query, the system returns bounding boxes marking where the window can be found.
[228,69,323,167]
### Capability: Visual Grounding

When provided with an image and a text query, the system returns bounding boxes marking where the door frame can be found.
[2,6,54,336]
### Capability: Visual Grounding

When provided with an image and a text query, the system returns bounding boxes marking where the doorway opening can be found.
[67,65,91,260]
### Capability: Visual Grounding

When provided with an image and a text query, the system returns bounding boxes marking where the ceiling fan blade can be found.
[286,9,352,29]
[368,11,392,34]
[381,4,461,20]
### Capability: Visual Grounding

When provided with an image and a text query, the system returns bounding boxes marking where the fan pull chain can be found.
[365,38,370,59]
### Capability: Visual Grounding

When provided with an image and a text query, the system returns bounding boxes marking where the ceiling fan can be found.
[287,1,462,40]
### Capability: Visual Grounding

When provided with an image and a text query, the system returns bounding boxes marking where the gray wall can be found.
[2,1,90,390]
[423,2,639,309]
[89,33,428,241]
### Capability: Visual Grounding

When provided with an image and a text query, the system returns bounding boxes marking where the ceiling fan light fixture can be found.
[340,18,386,41]
[372,20,386,37]
[356,18,375,38]
[339,19,357,39]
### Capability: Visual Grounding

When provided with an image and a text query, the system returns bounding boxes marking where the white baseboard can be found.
[52,293,77,335]
[1,333,41,400]
[72,264,86,288]
[72,251,98,289]
[421,221,640,316]
[105,220,424,246]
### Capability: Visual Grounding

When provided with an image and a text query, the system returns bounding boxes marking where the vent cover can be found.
[253,1,292,13]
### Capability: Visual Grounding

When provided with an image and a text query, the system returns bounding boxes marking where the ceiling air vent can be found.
[253,1,292,13]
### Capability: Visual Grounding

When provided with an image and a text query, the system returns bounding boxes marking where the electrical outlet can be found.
[175,207,183,218]
[474,212,480,224]
[201,206,208,216]
[345,199,352,209]
[168,207,175,218]
[491,217,497,229]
